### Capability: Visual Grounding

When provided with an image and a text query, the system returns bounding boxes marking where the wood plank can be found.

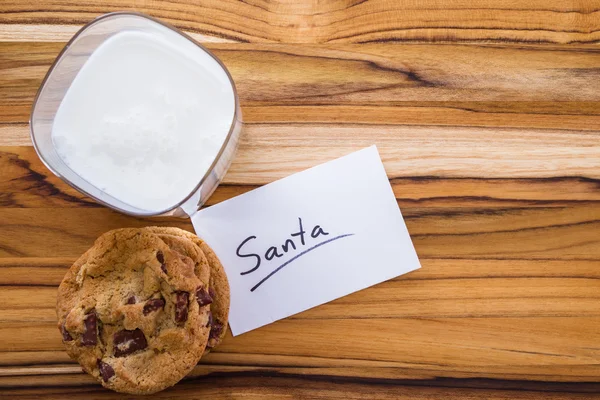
[1,316,600,382]
[3,147,600,208]
[0,24,237,43]
[0,316,599,370]
[1,259,599,322]
[0,208,191,257]
[231,124,600,182]
[3,352,600,383]
[2,372,599,399]
[0,1,599,44]
[243,104,600,131]
[0,201,597,259]
[7,100,600,135]
[3,43,600,126]
[4,123,600,183]
[2,257,600,287]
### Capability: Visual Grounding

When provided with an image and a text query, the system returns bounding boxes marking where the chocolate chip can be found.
[143,298,165,315]
[113,329,148,357]
[174,292,189,323]
[60,323,73,342]
[208,287,216,299]
[81,311,98,346]
[206,315,223,349]
[206,311,213,328]
[210,320,224,340]
[126,296,136,304]
[97,359,115,382]
[196,286,213,307]
[157,250,167,273]
[97,319,104,344]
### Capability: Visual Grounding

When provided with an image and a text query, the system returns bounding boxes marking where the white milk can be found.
[52,30,235,212]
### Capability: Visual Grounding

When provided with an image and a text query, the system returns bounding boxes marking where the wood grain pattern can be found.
[1,0,600,44]
[4,42,600,126]
[1,1,600,398]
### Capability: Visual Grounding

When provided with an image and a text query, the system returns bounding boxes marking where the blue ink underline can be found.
[250,233,355,292]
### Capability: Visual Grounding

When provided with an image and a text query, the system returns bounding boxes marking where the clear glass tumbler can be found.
[30,12,242,217]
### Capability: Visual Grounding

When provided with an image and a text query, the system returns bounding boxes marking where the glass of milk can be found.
[30,12,242,217]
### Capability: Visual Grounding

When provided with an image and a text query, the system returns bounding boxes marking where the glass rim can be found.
[29,11,241,217]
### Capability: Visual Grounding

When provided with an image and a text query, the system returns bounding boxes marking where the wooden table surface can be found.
[1,1,600,398]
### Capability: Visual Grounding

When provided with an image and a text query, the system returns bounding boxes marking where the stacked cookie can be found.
[56,227,230,394]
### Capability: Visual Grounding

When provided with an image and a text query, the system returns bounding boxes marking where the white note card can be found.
[191,146,421,335]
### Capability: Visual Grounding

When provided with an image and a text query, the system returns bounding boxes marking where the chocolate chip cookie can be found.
[145,227,230,350]
[56,228,212,394]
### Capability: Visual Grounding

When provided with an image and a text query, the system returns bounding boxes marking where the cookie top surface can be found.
[56,228,211,394]
[152,232,210,287]
[145,227,230,350]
